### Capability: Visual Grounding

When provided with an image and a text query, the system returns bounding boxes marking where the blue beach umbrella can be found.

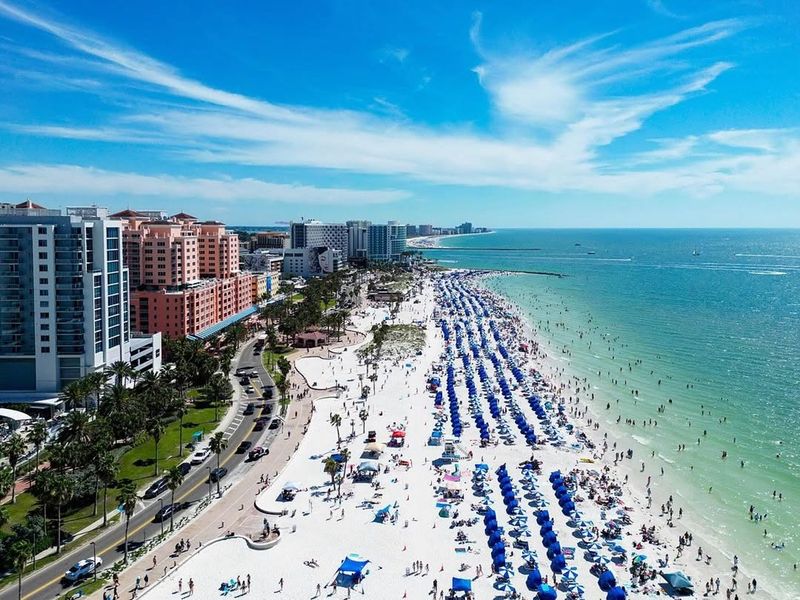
[525,569,543,590]
[607,586,627,600]
[598,571,616,591]
[546,542,562,559]
[542,531,558,547]
[550,554,566,573]
[536,583,558,600]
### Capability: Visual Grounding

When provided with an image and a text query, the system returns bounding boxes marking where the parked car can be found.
[190,446,211,465]
[208,467,228,483]
[268,419,280,430]
[236,440,252,454]
[143,478,168,499]
[63,558,102,582]
[177,462,192,476]
[248,446,268,461]
[243,403,255,416]
[253,419,265,431]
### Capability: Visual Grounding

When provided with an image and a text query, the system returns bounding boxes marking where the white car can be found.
[64,557,102,582]
[190,446,211,465]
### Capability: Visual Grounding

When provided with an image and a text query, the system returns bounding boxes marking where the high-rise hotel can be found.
[0,202,161,398]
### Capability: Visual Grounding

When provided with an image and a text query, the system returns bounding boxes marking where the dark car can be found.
[253,419,265,431]
[268,419,280,430]
[243,403,255,416]
[177,462,192,476]
[236,440,252,454]
[143,478,168,499]
[153,503,176,523]
[208,467,228,483]
[260,403,273,415]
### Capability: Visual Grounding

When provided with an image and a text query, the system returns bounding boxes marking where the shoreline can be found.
[407,230,495,249]
[475,270,782,599]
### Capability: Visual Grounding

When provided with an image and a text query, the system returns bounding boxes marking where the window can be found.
[41,335,50,342]
[40,312,49,319]
[41,346,50,353]
[39,289,48,296]
[39,264,48,272]
[38,252,48,259]
[38,227,47,234]
[39,278,48,285]
[41,324,49,331]
[38,239,48,247]
[39,300,49,308]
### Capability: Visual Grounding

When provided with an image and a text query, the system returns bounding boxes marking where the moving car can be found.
[253,419,266,431]
[177,462,192,476]
[243,403,255,416]
[268,419,280,430]
[143,478,168,499]
[153,503,176,523]
[190,446,211,465]
[248,446,268,461]
[208,467,228,482]
[236,440,252,453]
[63,558,102,582]
[245,386,255,394]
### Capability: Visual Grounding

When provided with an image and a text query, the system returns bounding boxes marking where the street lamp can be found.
[158,499,164,536]
[206,466,212,500]
[90,541,97,581]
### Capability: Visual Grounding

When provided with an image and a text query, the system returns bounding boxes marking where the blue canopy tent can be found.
[598,570,616,591]
[537,583,558,600]
[451,578,472,593]
[550,554,566,573]
[607,586,627,600]
[336,556,370,587]
[525,569,543,591]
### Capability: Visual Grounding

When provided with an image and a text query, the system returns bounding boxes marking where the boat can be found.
[692,249,700,256]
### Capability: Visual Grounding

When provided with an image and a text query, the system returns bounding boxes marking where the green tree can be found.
[2,434,26,504]
[358,409,369,434]
[0,505,7,529]
[27,420,48,474]
[276,378,290,415]
[0,466,12,499]
[225,323,248,351]
[203,373,233,422]
[58,410,91,447]
[50,473,74,554]
[173,399,190,458]
[329,413,342,444]
[59,380,87,411]
[146,417,166,476]
[9,539,32,600]
[116,481,137,564]
[95,452,118,528]
[165,465,185,532]
[337,448,351,498]
[208,432,228,497]
[106,360,136,388]
[323,456,339,488]
[83,370,108,412]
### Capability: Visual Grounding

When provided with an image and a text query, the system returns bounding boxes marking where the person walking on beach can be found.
[188,578,194,595]
[279,577,284,591]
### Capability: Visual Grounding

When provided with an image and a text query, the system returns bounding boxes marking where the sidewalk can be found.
[88,332,366,599]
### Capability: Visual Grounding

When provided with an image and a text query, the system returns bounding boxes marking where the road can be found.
[1,336,276,600]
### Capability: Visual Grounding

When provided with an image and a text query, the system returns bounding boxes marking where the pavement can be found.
[0,335,273,600]
[83,330,366,600]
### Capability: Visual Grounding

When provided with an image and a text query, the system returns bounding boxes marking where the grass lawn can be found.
[116,404,219,485]
[261,347,292,382]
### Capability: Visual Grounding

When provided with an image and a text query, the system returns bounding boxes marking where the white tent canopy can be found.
[0,408,32,423]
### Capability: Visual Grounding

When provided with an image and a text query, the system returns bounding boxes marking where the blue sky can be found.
[0,0,799,227]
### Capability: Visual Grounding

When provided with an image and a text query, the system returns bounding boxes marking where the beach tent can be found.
[536,584,558,600]
[391,430,406,438]
[661,571,694,592]
[598,571,616,591]
[451,578,472,592]
[364,442,385,454]
[338,556,370,576]
[358,460,380,472]
[282,482,300,491]
[525,569,543,590]
[607,587,627,600]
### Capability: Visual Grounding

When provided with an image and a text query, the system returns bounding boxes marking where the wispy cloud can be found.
[0,164,408,204]
[0,1,793,203]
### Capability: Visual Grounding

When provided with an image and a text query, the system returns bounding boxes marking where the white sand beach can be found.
[135,270,769,600]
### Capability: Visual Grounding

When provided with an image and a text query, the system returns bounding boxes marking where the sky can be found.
[0,0,799,228]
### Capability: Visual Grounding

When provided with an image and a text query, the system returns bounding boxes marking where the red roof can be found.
[15,199,46,209]
[171,212,197,220]
[109,209,143,218]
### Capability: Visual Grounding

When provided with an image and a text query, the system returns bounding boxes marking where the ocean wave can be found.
[735,253,800,259]
[437,260,458,264]
[748,270,787,276]
[631,434,651,446]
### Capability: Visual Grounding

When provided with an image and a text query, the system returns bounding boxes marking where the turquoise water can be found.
[425,229,800,591]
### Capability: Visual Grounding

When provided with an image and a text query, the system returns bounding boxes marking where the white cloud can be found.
[1,1,794,203]
[0,164,408,204]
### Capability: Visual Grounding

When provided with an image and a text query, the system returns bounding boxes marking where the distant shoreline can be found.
[406,230,494,248]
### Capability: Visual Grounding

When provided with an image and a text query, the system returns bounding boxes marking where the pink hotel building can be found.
[112,210,263,339]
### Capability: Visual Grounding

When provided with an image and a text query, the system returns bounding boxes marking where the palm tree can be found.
[58,410,91,446]
[95,452,118,527]
[358,409,369,434]
[226,323,248,351]
[83,370,107,412]
[203,373,233,422]
[337,448,351,498]
[276,378,290,415]
[0,466,12,499]
[2,433,26,504]
[116,481,137,564]
[219,346,236,376]
[146,417,166,476]
[106,360,135,388]
[50,473,74,554]
[59,380,87,411]
[165,465,185,532]
[323,456,339,488]
[27,420,48,473]
[0,505,8,529]
[9,539,32,600]
[173,399,190,457]
[208,432,227,497]
[329,413,342,443]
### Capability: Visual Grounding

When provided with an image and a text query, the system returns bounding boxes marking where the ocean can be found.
[424,229,800,591]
